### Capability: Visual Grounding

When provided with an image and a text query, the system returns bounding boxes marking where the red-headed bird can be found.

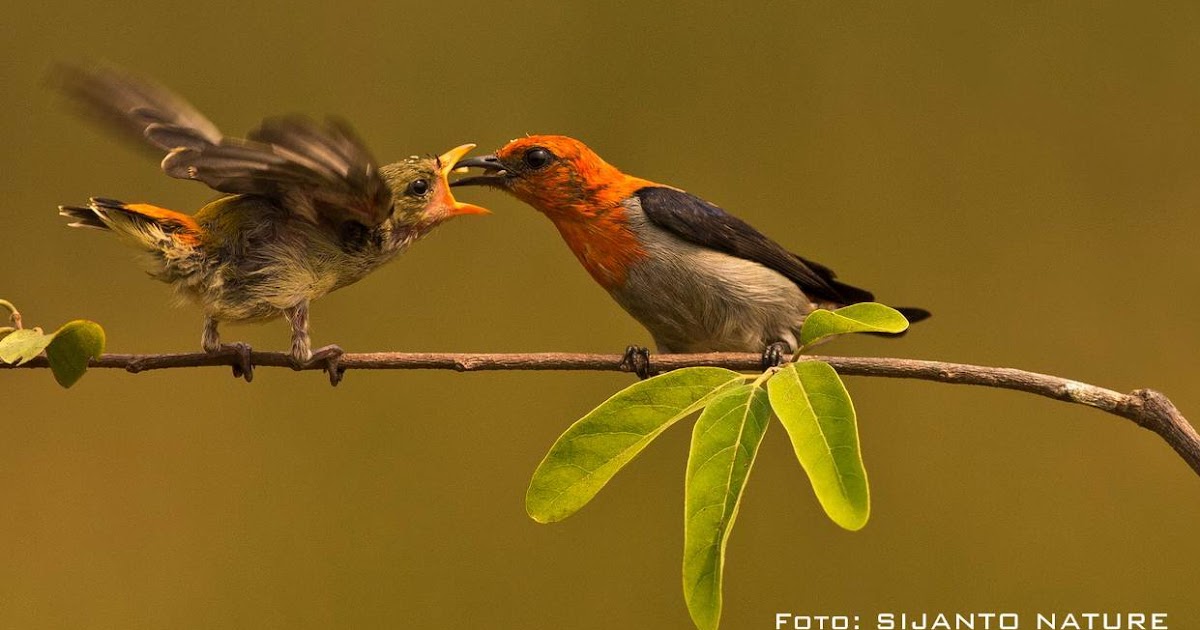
[55,65,488,384]
[454,135,928,375]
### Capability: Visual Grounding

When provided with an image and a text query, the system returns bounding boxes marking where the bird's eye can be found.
[523,147,553,170]
[406,178,430,196]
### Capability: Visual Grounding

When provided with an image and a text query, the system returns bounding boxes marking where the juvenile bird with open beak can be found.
[454,135,928,377]
[56,65,488,384]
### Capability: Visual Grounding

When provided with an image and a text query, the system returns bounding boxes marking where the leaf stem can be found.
[0,299,22,330]
[751,367,777,388]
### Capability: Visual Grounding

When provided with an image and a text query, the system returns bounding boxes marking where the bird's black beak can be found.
[451,154,510,188]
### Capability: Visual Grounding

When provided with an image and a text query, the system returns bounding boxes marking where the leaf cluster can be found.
[0,299,105,388]
[525,303,910,630]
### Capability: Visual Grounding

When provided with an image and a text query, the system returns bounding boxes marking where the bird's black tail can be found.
[894,306,931,324]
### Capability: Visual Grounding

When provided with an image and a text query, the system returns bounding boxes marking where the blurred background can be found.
[2,2,1198,628]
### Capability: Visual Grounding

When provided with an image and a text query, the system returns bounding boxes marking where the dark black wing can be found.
[635,186,874,304]
[54,63,392,227]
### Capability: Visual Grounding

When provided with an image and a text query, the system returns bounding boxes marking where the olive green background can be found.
[2,2,1197,628]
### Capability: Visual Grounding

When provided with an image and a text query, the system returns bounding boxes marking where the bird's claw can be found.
[215,342,254,382]
[761,342,791,370]
[620,345,654,380]
[306,344,346,387]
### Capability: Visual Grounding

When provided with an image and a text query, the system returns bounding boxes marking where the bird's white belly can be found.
[611,241,814,353]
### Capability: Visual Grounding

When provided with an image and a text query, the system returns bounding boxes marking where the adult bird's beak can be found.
[450,153,510,188]
[435,143,490,216]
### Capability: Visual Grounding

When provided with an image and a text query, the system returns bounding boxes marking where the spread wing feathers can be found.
[634,186,874,305]
[249,115,367,179]
[246,115,393,224]
[53,63,222,152]
[55,64,393,227]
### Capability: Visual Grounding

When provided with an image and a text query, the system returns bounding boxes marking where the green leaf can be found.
[44,320,106,388]
[767,361,869,531]
[0,327,14,342]
[683,383,771,630]
[527,367,744,523]
[0,328,52,365]
[798,302,910,347]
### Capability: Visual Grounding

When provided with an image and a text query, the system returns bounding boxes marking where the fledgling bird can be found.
[55,65,488,384]
[454,135,928,376]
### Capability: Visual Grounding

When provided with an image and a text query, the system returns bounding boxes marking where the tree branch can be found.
[4,350,1197,478]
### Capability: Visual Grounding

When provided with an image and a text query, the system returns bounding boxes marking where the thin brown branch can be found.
[4,350,1196,478]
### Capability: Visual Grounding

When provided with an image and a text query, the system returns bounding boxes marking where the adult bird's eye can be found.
[406,178,430,196]
[523,147,553,170]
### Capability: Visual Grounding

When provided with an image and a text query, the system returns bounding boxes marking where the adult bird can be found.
[55,65,488,384]
[453,135,928,376]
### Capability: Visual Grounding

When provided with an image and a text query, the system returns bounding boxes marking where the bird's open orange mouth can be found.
[437,144,491,215]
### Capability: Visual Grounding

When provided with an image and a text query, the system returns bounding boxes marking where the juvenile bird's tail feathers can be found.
[59,197,202,250]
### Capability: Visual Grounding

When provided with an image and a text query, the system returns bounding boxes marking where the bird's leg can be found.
[620,345,654,380]
[761,341,792,370]
[284,301,346,387]
[203,317,253,382]
[285,302,313,365]
[202,317,221,354]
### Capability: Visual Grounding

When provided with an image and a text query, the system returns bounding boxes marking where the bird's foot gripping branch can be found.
[526,303,912,630]
[0,299,105,388]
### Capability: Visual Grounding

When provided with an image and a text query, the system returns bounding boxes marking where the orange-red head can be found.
[453,135,659,288]
[452,135,654,220]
